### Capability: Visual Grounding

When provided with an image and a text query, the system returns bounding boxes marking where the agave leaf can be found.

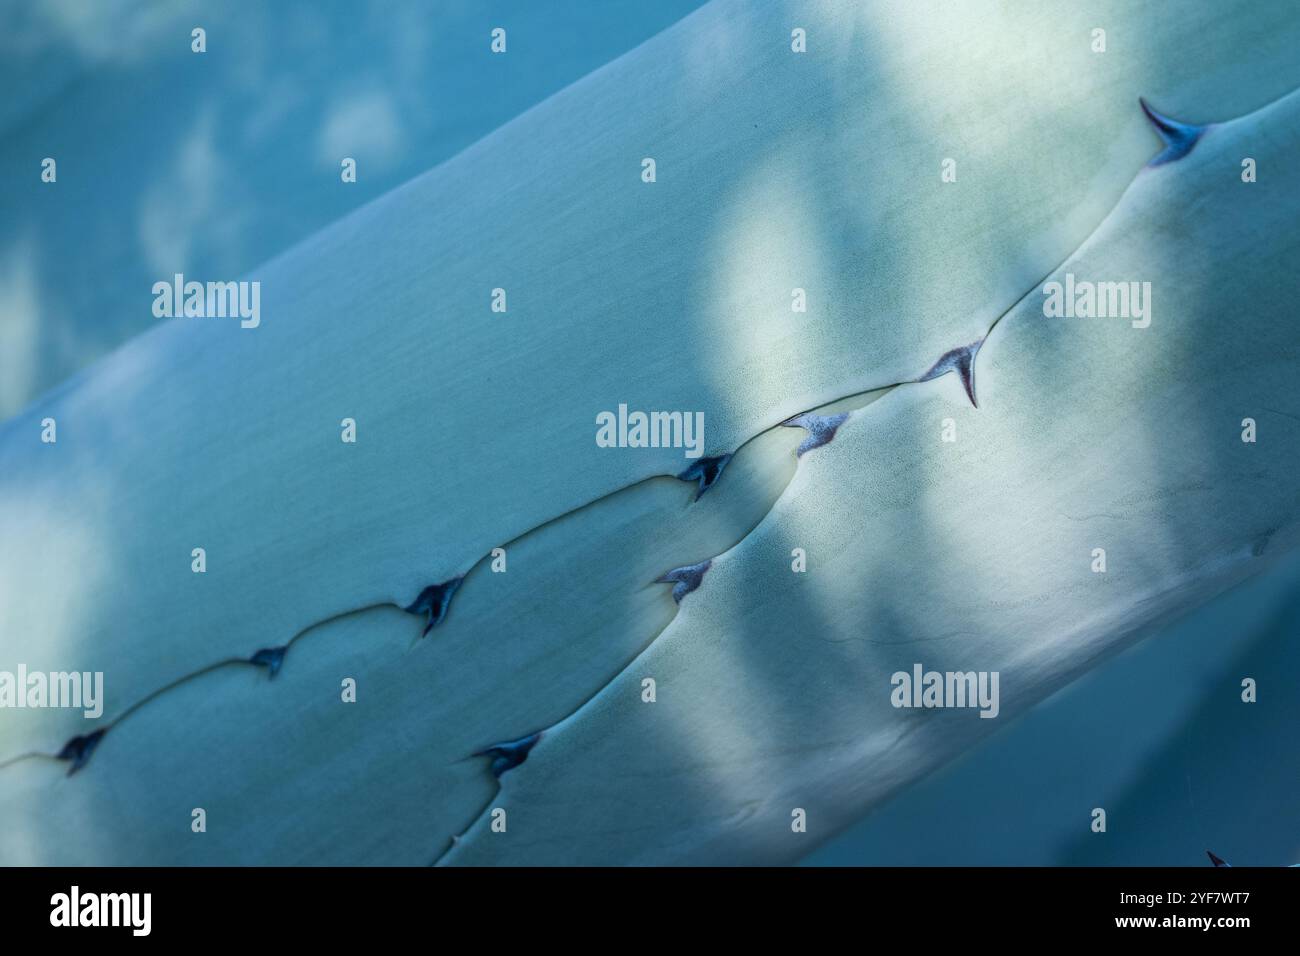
[444,89,1300,864]
[0,424,809,863]
[2,0,1299,864]
[5,0,1299,762]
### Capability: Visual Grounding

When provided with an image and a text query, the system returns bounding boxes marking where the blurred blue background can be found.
[0,0,708,417]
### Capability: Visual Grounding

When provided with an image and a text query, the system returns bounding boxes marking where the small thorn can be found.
[782,411,849,456]
[57,728,107,776]
[474,731,542,778]
[919,339,982,408]
[404,576,464,636]
[249,645,287,677]
[655,559,711,603]
[1206,850,1230,868]
[1139,97,1206,166]
[676,454,732,501]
